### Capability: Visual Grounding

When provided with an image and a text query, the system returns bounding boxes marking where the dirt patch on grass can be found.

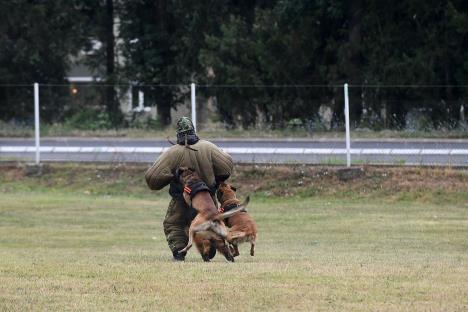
[0,163,466,203]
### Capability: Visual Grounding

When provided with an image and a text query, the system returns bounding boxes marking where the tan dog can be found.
[217,182,257,257]
[176,167,247,262]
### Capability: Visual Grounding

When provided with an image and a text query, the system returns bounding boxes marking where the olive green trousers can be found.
[163,198,192,254]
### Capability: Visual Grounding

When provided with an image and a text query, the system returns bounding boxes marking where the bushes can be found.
[64,108,112,130]
[64,108,162,130]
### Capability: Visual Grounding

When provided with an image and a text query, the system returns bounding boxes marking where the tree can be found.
[104,0,120,125]
[76,0,123,125]
[0,0,90,122]
[118,0,179,125]
[1,0,466,131]
[361,0,468,129]
[119,0,233,126]
[200,0,346,129]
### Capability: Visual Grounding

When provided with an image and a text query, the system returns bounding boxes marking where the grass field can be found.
[0,164,467,311]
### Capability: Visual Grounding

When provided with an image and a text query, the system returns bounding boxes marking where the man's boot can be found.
[172,248,186,261]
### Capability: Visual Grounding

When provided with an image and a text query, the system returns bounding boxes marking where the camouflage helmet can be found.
[176,117,195,134]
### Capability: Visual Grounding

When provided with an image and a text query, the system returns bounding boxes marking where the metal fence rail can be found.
[2,145,467,166]
[1,82,467,166]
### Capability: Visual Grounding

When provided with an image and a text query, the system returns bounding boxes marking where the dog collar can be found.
[218,203,239,213]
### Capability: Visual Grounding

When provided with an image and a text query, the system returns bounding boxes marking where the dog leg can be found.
[178,228,194,254]
[207,222,228,239]
[229,244,236,257]
[232,244,240,257]
[223,239,235,262]
[179,222,213,254]
[250,239,256,256]
[191,220,228,239]
[227,230,246,241]
[201,239,212,262]
[192,222,214,232]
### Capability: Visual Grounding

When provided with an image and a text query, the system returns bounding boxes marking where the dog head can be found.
[217,182,239,206]
[175,167,198,185]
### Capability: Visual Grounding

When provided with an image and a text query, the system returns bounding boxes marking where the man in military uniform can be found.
[145,117,234,261]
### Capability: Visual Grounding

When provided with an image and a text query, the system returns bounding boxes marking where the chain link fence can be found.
[1,83,467,165]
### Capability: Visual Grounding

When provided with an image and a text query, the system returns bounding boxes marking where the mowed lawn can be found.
[0,189,467,311]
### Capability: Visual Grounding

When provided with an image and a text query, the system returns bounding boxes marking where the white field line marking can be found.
[1,146,27,152]
[361,148,391,155]
[420,149,451,155]
[1,146,468,155]
[450,149,468,155]
[390,149,420,155]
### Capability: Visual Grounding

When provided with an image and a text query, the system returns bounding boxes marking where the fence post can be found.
[34,82,40,165]
[344,83,351,167]
[191,83,197,131]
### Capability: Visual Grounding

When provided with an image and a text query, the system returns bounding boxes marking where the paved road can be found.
[2,137,468,148]
[1,137,468,166]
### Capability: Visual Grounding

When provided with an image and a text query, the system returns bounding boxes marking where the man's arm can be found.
[145,148,179,190]
[211,146,234,182]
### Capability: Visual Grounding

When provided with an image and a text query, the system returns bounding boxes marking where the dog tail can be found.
[228,231,246,240]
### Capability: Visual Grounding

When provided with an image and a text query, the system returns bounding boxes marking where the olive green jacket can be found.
[145,140,233,191]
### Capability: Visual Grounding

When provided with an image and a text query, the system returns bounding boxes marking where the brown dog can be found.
[217,182,257,257]
[176,167,247,262]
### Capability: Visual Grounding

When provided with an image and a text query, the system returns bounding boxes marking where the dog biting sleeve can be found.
[184,181,212,199]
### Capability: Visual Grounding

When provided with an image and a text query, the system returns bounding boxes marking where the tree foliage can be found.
[0,0,90,122]
[1,0,467,130]
[198,0,468,129]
